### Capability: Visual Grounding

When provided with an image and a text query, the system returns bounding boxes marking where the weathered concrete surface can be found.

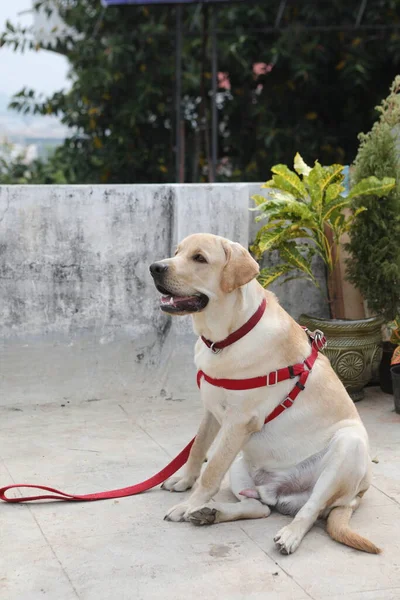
[0,184,329,341]
[0,373,399,599]
[0,185,172,341]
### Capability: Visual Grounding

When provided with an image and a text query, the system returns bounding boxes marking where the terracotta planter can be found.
[299,314,384,402]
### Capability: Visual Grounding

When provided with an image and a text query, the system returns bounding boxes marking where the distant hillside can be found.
[25,137,64,159]
[0,92,68,141]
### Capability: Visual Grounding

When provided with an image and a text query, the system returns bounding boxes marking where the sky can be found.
[0,0,70,139]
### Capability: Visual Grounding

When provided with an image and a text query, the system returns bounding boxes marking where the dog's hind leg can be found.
[187,455,271,525]
[274,428,374,555]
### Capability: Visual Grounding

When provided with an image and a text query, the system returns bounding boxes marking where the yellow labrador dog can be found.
[149,233,380,555]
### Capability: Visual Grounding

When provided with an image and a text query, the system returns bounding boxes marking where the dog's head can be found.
[149,233,259,315]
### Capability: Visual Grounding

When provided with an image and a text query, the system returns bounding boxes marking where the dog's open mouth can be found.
[156,284,209,314]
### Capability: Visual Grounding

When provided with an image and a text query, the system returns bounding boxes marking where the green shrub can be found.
[346,76,400,321]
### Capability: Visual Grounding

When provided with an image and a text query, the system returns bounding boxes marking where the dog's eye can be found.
[192,254,207,264]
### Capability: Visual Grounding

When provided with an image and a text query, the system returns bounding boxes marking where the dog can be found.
[149,233,380,555]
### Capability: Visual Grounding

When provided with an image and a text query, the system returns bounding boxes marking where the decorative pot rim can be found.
[299,314,384,333]
[299,314,385,326]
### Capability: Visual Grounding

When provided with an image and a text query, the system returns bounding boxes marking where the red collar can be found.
[201,297,267,353]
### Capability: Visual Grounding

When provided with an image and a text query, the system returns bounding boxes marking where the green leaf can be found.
[347,176,396,199]
[341,207,368,233]
[261,179,275,188]
[252,194,269,207]
[252,190,297,214]
[353,206,368,219]
[261,177,276,189]
[306,183,323,211]
[306,162,344,211]
[254,226,290,253]
[255,227,290,253]
[325,182,345,203]
[264,188,297,203]
[306,161,325,188]
[257,264,293,288]
[333,212,346,234]
[293,152,311,177]
[269,164,308,199]
[279,242,314,279]
[281,273,317,286]
[253,194,317,226]
[252,219,286,241]
[320,164,344,193]
[254,223,314,255]
[322,198,350,221]
[306,162,325,208]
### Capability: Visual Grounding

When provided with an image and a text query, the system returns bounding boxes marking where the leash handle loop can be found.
[0,484,82,503]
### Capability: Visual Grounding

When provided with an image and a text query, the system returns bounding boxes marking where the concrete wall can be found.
[0,184,328,341]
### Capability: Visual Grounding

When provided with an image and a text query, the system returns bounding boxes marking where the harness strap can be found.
[264,369,310,423]
[197,360,305,390]
[197,337,320,392]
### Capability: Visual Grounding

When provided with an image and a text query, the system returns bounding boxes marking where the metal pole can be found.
[175,4,182,182]
[211,5,218,182]
[355,0,368,27]
[274,0,287,29]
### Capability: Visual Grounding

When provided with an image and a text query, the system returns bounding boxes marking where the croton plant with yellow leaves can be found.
[251,153,395,319]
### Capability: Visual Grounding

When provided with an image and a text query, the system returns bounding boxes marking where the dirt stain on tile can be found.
[209,544,232,558]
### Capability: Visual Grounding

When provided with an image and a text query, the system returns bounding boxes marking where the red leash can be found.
[0,297,326,505]
[0,439,196,503]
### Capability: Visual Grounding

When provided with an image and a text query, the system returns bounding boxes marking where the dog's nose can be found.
[149,262,169,276]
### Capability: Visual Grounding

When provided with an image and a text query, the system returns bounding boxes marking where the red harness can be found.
[197,298,326,424]
[0,299,325,504]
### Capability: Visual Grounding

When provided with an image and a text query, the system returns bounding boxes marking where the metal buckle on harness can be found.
[313,329,327,351]
[267,370,278,386]
[280,397,294,409]
[210,342,222,354]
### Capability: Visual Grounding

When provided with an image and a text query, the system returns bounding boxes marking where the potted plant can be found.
[378,315,398,394]
[345,76,400,395]
[389,319,400,413]
[251,153,395,401]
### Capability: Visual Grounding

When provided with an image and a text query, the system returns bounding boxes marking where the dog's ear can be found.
[220,241,259,293]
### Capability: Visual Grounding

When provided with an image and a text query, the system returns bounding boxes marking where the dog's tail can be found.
[327,506,381,554]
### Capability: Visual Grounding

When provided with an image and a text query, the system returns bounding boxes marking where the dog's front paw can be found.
[274,523,303,555]
[161,475,196,492]
[164,502,190,522]
[187,504,218,526]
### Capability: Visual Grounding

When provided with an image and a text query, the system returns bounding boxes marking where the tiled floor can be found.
[1,341,399,599]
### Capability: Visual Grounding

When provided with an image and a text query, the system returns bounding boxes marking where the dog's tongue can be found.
[161,295,199,308]
[159,292,209,313]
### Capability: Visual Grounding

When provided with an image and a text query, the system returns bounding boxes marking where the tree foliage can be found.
[0,151,69,184]
[1,0,400,183]
[346,76,400,321]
